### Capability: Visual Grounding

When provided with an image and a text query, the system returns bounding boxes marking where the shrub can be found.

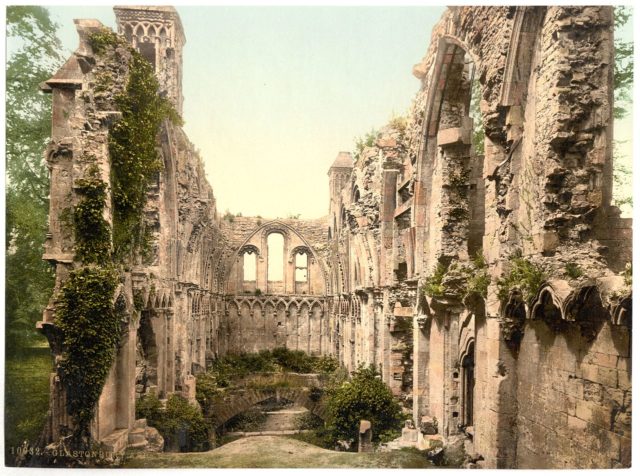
[137,394,209,452]
[324,364,403,448]
[226,408,266,432]
[195,372,218,409]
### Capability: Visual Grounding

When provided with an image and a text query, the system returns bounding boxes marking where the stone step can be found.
[100,428,129,455]
[128,428,148,445]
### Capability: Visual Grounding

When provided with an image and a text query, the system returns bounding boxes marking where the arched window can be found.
[243,250,257,281]
[295,252,308,282]
[267,233,284,281]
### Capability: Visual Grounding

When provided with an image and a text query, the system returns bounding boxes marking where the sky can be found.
[43,5,634,219]
[47,5,446,219]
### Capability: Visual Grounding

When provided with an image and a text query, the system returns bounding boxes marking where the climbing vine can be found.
[52,28,181,447]
[56,266,120,443]
[109,48,181,261]
[72,166,111,265]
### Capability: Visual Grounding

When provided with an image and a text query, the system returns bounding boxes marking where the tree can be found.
[6,6,64,349]
[612,6,633,210]
[613,6,633,120]
[324,364,403,448]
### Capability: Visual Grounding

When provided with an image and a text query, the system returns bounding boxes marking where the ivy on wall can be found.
[53,28,180,446]
[56,266,120,440]
[73,166,111,265]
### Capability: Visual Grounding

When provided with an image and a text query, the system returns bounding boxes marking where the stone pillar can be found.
[358,420,373,453]
[413,315,430,424]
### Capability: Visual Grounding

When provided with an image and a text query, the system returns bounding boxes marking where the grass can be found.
[122,435,434,468]
[5,340,52,465]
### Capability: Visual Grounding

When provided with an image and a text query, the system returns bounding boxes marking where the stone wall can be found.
[324,5,631,469]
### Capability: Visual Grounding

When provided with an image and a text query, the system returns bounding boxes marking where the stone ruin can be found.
[37,5,631,468]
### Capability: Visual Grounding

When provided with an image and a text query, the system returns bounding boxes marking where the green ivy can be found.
[73,167,111,265]
[55,266,120,443]
[52,29,181,448]
[497,253,547,303]
[110,50,180,260]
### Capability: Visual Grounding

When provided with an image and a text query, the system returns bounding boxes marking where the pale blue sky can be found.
[45,5,633,219]
[48,5,446,218]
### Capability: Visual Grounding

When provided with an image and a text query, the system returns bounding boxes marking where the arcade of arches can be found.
[38,5,631,469]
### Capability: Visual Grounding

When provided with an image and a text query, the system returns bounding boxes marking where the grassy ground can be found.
[122,435,434,468]
[5,341,52,465]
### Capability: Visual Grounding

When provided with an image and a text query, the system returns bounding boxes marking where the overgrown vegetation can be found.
[324,364,403,449]
[353,128,379,159]
[49,28,182,448]
[225,408,267,432]
[423,252,489,300]
[423,262,448,297]
[136,394,209,452]
[55,266,120,443]
[563,262,583,279]
[6,6,62,350]
[496,252,547,302]
[195,348,339,408]
[72,167,111,264]
[104,33,182,260]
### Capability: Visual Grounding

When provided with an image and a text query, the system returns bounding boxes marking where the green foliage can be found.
[563,262,583,279]
[104,39,181,260]
[324,364,403,448]
[4,345,52,465]
[613,6,633,120]
[496,252,547,302]
[313,355,339,374]
[5,5,62,349]
[136,392,163,421]
[223,210,235,223]
[295,411,325,431]
[204,348,339,387]
[194,372,219,409]
[137,394,209,452]
[354,128,379,159]
[423,262,448,297]
[225,408,267,432]
[388,113,407,136]
[55,266,120,441]
[464,252,490,298]
[88,28,125,55]
[73,169,111,264]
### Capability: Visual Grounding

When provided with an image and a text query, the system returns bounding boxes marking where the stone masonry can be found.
[39,6,631,468]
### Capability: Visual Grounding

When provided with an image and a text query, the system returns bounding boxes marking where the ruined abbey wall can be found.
[38,5,631,469]
[324,5,631,468]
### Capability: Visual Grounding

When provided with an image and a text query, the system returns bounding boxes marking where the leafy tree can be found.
[6,6,64,349]
[612,6,633,211]
[324,364,403,448]
[613,6,633,120]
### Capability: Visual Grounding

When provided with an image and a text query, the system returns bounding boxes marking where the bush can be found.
[226,408,266,432]
[325,364,403,448]
[195,372,218,409]
[136,394,209,452]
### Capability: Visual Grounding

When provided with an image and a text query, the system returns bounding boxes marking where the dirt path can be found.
[123,435,433,468]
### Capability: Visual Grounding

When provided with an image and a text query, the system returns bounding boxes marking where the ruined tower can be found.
[114,5,185,115]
